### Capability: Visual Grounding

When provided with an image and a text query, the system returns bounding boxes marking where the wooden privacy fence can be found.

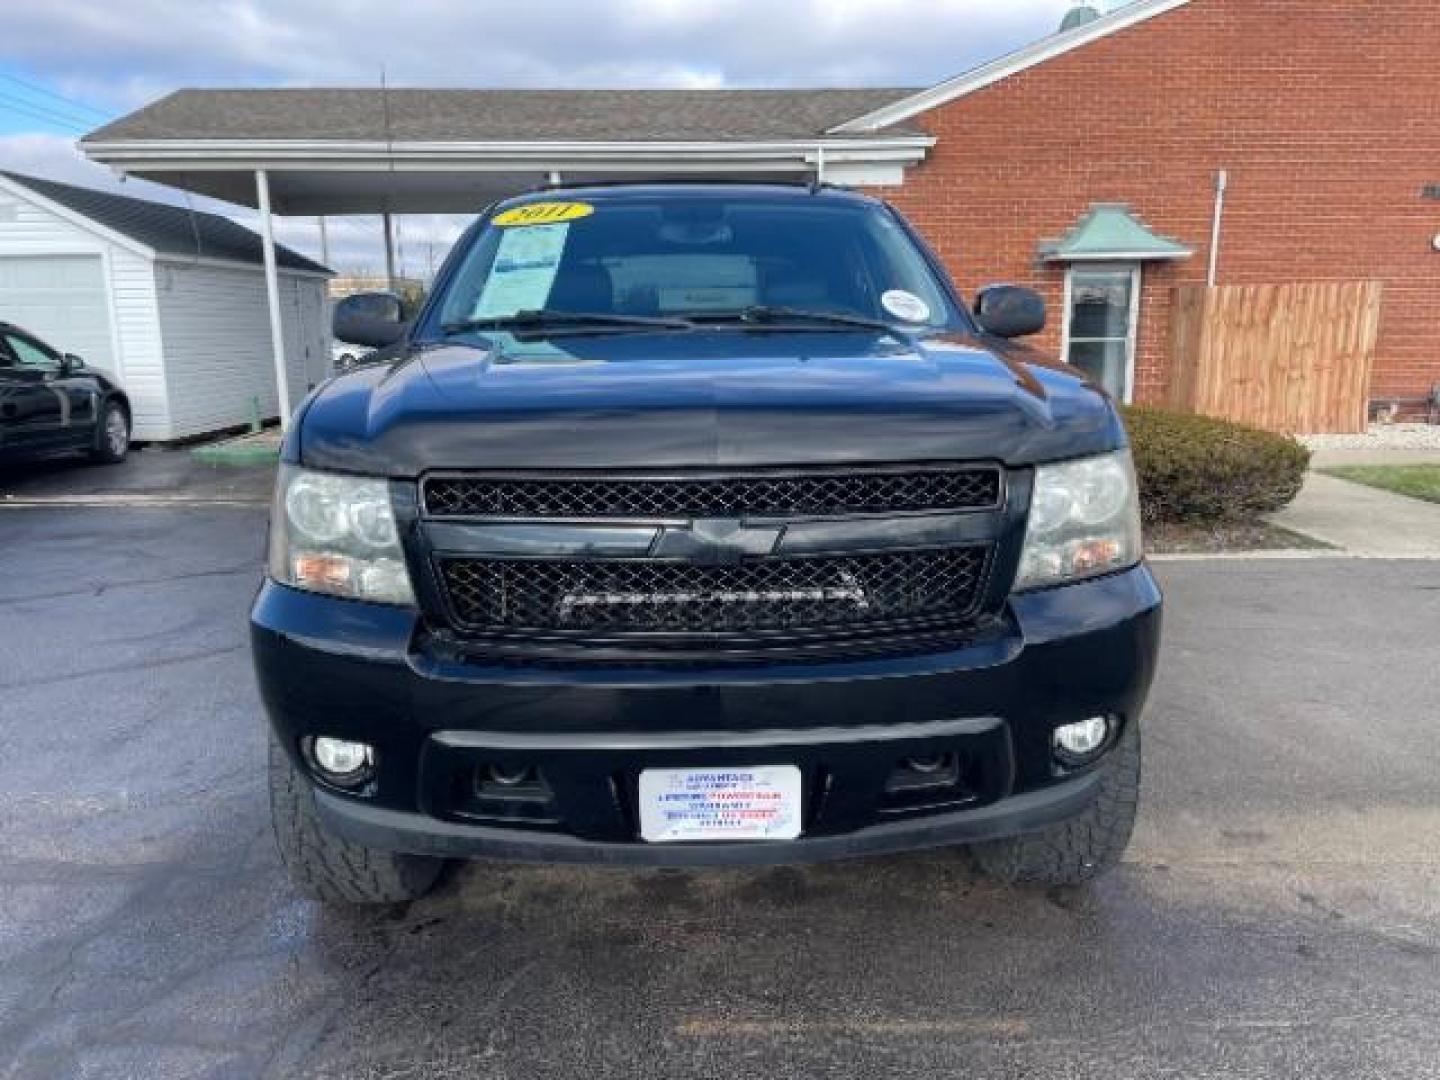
[1168,280,1383,434]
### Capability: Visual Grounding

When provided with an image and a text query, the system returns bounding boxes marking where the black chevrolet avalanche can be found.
[252,184,1162,905]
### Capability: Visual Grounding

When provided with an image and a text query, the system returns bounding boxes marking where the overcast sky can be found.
[1,0,1093,274]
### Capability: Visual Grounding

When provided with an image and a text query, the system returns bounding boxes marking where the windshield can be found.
[425,193,964,335]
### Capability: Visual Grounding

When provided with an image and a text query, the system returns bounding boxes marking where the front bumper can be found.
[251,565,1161,867]
[315,760,1103,867]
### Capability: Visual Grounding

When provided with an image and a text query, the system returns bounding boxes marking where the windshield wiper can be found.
[688,306,903,334]
[442,310,694,334]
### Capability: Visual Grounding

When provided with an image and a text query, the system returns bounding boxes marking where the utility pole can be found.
[382,211,396,291]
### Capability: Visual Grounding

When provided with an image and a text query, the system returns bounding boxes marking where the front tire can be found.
[268,735,445,906]
[90,400,130,464]
[971,721,1141,887]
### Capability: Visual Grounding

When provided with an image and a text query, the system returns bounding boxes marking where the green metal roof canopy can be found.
[1039,203,1193,262]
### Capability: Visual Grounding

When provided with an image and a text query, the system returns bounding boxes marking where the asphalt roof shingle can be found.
[83,87,926,144]
[1,171,329,274]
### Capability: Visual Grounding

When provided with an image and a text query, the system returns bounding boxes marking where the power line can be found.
[0,81,108,128]
[0,101,86,132]
[0,86,97,130]
[0,71,111,122]
[0,93,89,133]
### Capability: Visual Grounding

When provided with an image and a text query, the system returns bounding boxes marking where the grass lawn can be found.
[1322,465,1440,505]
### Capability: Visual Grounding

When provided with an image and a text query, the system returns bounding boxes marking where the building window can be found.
[1062,263,1140,402]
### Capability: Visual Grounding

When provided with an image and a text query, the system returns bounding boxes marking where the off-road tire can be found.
[971,721,1141,887]
[268,736,444,906]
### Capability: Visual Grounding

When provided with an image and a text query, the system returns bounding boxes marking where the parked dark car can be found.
[251,184,1162,905]
[0,322,131,464]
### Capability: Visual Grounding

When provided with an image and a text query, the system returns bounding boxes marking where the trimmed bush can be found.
[1122,406,1311,525]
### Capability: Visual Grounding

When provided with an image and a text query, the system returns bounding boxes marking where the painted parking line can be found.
[676,1017,1031,1038]
[0,495,266,509]
[1150,550,1440,562]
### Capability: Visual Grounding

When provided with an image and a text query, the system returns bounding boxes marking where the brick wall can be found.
[865,0,1440,411]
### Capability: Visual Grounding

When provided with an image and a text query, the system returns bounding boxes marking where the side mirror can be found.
[60,353,86,373]
[333,292,407,349]
[974,285,1046,339]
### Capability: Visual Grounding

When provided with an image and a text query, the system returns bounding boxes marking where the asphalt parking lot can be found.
[2,455,1439,1079]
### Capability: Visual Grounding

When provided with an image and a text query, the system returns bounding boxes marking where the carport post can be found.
[255,169,293,431]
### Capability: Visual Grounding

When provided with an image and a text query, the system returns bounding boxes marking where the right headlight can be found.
[267,465,416,606]
[1014,450,1142,591]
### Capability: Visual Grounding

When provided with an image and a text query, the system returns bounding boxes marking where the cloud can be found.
[0,0,1081,270]
[3,1,1076,102]
[0,132,101,183]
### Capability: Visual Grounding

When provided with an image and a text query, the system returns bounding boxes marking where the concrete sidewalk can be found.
[1269,471,1440,556]
[1308,447,1440,468]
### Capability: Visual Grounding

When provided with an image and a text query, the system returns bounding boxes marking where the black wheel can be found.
[971,721,1141,887]
[90,399,130,463]
[268,735,444,906]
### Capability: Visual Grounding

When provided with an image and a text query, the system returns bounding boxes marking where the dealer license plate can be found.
[638,766,803,843]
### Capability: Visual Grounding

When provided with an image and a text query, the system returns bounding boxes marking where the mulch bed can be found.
[1146,521,1332,555]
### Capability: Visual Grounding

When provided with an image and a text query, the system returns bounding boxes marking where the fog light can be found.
[308,737,374,785]
[903,755,948,774]
[1053,716,1112,764]
[487,764,533,787]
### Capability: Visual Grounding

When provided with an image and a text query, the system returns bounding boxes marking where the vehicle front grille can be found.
[423,466,1002,520]
[437,548,991,639]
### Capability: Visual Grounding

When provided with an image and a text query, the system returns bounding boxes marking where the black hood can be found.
[293,330,1125,476]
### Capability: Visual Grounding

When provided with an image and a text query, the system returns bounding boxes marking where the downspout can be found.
[815,144,827,185]
[1207,169,1228,287]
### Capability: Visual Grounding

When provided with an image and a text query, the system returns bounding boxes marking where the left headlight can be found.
[1014,450,1142,592]
[267,465,416,606]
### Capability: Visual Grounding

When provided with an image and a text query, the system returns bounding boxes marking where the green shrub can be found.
[1121,406,1311,524]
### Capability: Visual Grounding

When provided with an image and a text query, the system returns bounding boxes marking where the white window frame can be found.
[1060,261,1142,404]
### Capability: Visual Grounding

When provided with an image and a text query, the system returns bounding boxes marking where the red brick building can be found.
[82,0,1440,428]
[849,0,1440,413]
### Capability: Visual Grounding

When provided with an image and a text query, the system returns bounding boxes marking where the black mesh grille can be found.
[423,467,1001,520]
[438,548,989,637]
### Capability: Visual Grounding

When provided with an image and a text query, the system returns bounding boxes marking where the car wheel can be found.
[970,720,1141,887]
[90,400,131,463]
[268,734,445,906]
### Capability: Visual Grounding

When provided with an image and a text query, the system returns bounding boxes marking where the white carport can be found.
[81,88,935,429]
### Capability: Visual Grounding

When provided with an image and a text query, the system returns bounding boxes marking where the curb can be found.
[190,440,281,466]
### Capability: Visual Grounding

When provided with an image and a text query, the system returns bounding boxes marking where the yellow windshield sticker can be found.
[494,202,595,228]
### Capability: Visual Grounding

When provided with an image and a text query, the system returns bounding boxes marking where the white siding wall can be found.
[0,186,170,440]
[109,248,167,439]
[287,275,333,394]
[154,261,329,439]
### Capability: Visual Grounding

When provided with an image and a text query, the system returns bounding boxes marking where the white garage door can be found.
[0,255,115,372]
